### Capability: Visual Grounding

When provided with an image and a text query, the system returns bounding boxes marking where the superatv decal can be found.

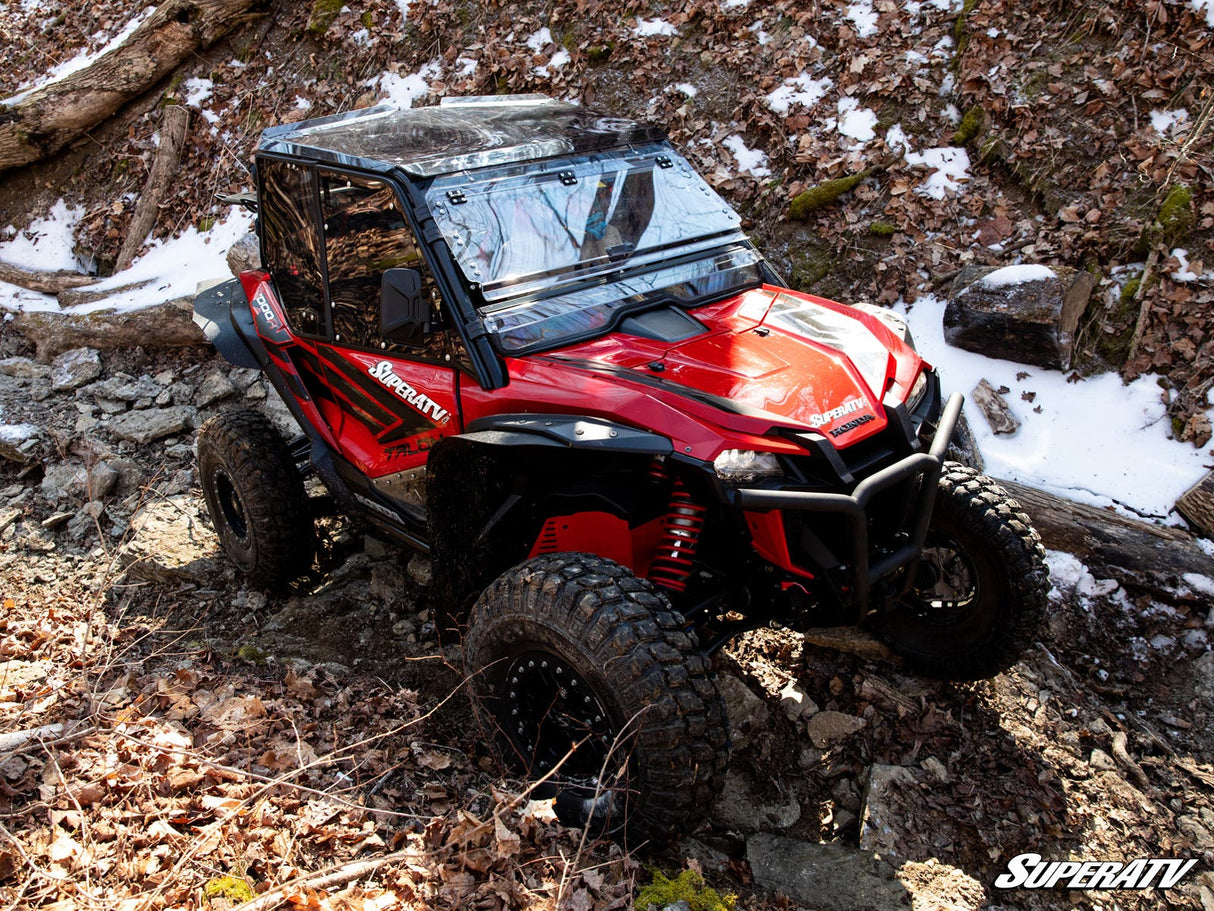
[829,413,876,437]
[808,398,867,429]
[368,360,451,425]
[312,349,438,448]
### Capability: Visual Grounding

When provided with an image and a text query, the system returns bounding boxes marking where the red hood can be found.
[537,287,924,445]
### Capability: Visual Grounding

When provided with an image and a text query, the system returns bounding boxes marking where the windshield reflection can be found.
[427,146,740,296]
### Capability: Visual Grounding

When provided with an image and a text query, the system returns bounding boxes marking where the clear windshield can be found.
[480,246,765,353]
[426,145,742,297]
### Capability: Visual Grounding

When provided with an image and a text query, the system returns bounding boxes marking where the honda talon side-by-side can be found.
[193,94,1049,841]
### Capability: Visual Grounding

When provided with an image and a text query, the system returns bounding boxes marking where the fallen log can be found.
[0,262,96,294]
[115,104,190,272]
[13,297,205,359]
[997,478,1214,590]
[0,0,257,173]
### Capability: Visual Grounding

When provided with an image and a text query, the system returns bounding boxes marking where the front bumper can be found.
[734,393,965,621]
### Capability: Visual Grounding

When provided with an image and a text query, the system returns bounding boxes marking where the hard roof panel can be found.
[257,97,667,177]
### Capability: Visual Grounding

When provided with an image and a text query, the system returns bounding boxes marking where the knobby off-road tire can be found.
[197,409,314,589]
[878,463,1048,680]
[465,554,729,843]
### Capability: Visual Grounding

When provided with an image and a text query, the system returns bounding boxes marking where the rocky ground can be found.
[1,327,1213,909]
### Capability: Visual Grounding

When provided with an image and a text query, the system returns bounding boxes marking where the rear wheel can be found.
[878,464,1048,680]
[197,409,314,589]
[464,553,729,843]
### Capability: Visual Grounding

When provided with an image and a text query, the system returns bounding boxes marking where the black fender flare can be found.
[192,278,263,370]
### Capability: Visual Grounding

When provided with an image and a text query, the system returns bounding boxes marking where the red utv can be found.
[193,95,1048,841]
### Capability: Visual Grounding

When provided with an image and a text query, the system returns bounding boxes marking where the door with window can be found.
[259,160,463,497]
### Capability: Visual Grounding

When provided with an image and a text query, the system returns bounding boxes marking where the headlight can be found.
[906,370,928,411]
[713,450,782,484]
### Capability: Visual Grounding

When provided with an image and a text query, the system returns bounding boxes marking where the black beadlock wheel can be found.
[464,553,729,843]
[196,409,314,589]
[877,463,1049,680]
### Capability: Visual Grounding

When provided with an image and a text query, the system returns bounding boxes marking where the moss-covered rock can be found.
[869,221,896,237]
[951,104,987,146]
[587,43,614,64]
[635,870,736,911]
[789,169,872,221]
[204,875,256,904]
[1156,184,1194,247]
[307,0,343,37]
[1091,272,1144,367]
[1132,184,1195,257]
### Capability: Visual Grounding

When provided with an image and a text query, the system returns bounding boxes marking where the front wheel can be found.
[464,554,729,843]
[877,464,1048,680]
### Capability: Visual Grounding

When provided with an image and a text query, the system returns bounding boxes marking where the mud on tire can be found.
[197,409,315,589]
[877,463,1049,680]
[464,554,729,843]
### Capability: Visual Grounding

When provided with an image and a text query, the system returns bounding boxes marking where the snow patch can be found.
[526,27,554,52]
[394,0,414,23]
[1182,573,1214,597]
[674,83,698,98]
[1192,0,1214,27]
[635,18,677,37]
[836,97,878,142]
[455,56,479,77]
[2,209,255,316]
[722,0,751,9]
[535,48,571,75]
[903,146,970,198]
[894,293,1214,519]
[4,7,155,105]
[749,21,772,45]
[1150,108,1189,136]
[374,62,441,107]
[846,0,879,36]
[977,264,1057,288]
[1044,550,1121,604]
[1170,248,1198,282]
[723,135,771,177]
[183,78,213,108]
[766,74,833,115]
[0,200,86,273]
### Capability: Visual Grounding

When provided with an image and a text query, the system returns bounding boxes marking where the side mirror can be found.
[381,268,430,347]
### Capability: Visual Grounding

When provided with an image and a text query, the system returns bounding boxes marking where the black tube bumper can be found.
[734,393,965,620]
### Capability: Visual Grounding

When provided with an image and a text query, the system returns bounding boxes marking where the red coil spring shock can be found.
[646,461,707,593]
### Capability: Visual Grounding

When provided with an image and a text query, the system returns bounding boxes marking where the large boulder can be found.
[107,406,195,444]
[119,495,224,584]
[747,833,986,911]
[50,347,103,391]
[944,264,1097,370]
[747,834,910,910]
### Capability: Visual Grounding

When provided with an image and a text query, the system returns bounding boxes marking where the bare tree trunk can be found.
[0,0,258,173]
[0,262,96,293]
[115,104,191,272]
